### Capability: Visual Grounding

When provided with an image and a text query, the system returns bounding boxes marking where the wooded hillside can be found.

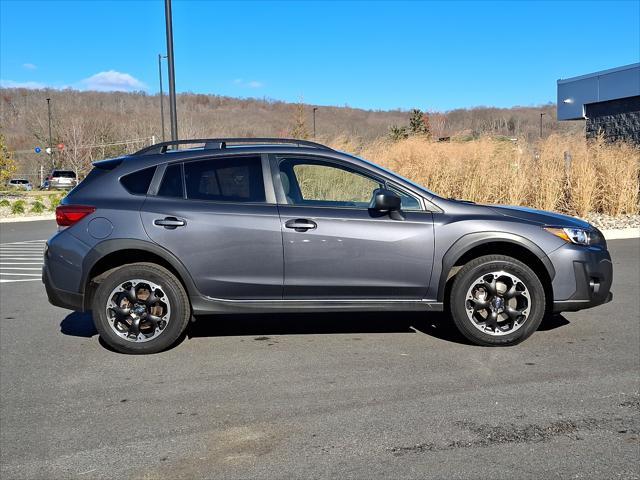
[1,87,583,179]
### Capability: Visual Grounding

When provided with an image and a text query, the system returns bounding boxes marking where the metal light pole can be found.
[158,54,167,142]
[46,98,54,169]
[313,107,318,139]
[164,0,178,142]
[540,112,546,138]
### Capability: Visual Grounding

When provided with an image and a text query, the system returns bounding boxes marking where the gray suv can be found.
[43,138,613,354]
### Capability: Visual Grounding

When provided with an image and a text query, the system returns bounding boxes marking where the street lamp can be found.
[540,112,546,138]
[164,0,178,142]
[158,54,167,142]
[313,107,318,139]
[46,98,54,169]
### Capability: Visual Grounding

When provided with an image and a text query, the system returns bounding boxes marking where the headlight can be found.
[544,227,597,246]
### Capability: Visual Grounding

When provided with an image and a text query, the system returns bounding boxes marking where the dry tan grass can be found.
[329,134,639,216]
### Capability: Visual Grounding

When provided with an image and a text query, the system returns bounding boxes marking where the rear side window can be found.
[184,156,265,203]
[120,166,156,195]
[157,164,184,198]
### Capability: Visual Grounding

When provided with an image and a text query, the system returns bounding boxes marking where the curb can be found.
[0,214,56,224]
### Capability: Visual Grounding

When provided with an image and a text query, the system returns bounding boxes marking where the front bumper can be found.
[550,243,613,312]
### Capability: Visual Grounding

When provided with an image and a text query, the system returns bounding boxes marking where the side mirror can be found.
[372,189,401,211]
[371,189,404,220]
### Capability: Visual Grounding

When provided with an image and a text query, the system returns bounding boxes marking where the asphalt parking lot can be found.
[0,220,638,479]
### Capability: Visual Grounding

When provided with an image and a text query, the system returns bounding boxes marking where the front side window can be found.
[184,156,265,203]
[280,159,383,208]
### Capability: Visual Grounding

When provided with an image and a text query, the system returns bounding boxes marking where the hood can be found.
[488,205,592,229]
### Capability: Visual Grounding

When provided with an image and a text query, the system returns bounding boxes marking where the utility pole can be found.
[165,0,178,141]
[46,98,54,169]
[540,112,546,138]
[158,54,167,142]
[313,107,318,139]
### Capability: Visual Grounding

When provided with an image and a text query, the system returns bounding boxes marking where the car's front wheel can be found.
[449,255,546,346]
[91,263,190,354]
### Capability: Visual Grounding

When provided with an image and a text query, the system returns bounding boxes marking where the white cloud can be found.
[233,78,264,88]
[80,70,147,92]
[0,79,46,89]
[22,63,37,70]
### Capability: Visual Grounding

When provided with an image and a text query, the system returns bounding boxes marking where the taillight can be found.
[55,205,95,226]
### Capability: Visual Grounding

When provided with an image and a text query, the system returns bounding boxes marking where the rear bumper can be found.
[551,244,613,312]
[43,264,84,311]
[49,181,76,189]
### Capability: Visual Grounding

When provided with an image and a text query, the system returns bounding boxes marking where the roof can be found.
[557,63,640,120]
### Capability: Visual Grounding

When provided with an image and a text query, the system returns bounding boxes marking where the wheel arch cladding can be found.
[81,239,199,311]
[438,232,555,307]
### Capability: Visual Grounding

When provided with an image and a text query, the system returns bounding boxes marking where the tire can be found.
[91,262,190,354]
[449,255,545,346]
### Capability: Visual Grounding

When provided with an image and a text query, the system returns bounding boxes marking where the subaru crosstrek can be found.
[43,138,613,354]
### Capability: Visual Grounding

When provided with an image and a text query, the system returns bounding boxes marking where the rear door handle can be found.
[154,217,186,229]
[285,218,317,232]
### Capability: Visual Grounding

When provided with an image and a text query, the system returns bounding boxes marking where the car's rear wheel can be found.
[449,255,545,346]
[91,263,190,354]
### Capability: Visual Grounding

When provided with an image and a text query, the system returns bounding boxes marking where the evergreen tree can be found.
[289,102,310,139]
[0,133,17,184]
[388,125,409,142]
[408,108,430,136]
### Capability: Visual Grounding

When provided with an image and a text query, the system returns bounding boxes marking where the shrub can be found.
[11,200,25,214]
[30,201,46,213]
[48,193,65,211]
[0,199,10,207]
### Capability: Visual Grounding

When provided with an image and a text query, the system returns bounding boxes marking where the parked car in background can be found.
[6,178,33,191]
[48,170,78,190]
[43,138,613,354]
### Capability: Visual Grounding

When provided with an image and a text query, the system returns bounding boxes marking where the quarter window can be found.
[184,156,265,203]
[120,166,156,195]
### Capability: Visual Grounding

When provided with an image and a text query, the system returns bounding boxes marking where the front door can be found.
[141,155,283,300]
[273,156,435,300]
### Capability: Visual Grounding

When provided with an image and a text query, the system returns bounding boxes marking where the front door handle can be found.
[154,217,186,229]
[285,218,317,232]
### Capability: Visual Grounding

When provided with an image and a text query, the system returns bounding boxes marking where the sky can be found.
[1,0,639,111]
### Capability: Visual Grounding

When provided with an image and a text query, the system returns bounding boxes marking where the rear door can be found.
[141,154,283,300]
[272,155,435,300]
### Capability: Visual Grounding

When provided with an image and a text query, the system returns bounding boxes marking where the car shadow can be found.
[60,311,97,337]
[189,311,469,345]
[538,313,571,331]
[59,310,570,349]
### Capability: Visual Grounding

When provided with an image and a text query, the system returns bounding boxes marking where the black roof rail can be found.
[133,138,333,156]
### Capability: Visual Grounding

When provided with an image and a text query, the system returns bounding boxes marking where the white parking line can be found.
[0,263,44,265]
[0,256,44,259]
[0,278,41,283]
[0,241,46,282]
[0,272,41,276]
[0,267,42,270]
